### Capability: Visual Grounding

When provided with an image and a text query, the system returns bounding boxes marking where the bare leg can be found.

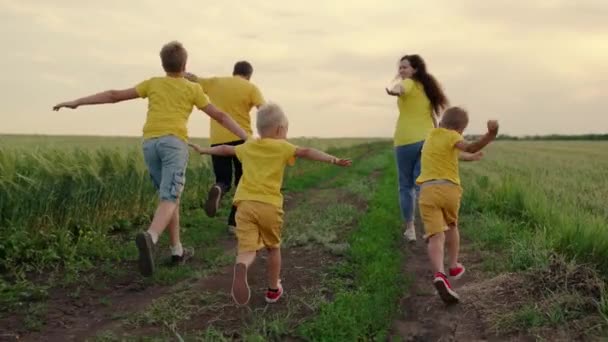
[167,200,181,248]
[427,232,446,274]
[266,248,281,289]
[445,224,460,270]
[147,200,178,240]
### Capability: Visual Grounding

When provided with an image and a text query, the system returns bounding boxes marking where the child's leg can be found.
[427,232,446,274]
[167,199,181,248]
[147,201,178,242]
[445,223,459,270]
[267,248,281,290]
[231,201,262,305]
[444,186,464,278]
[136,136,188,276]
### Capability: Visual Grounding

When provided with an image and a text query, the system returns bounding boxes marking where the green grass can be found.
[458,141,608,335]
[297,151,406,341]
[0,136,380,319]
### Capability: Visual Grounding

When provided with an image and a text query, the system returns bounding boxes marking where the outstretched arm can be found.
[53,88,139,111]
[188,143,236,156]
[455,120,499,153]
[200,104,249,141]
[385,75,404,97]
[295,147,352,166]
[459,151,483,162]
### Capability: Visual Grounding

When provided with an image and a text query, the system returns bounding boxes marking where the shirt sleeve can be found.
[234,144,244,162]
[250,85,265,107]
[192,83,211,110]
[401,79,415,95]
[282,141,297,166]
[135,79,150,98]
[448,130,464,147]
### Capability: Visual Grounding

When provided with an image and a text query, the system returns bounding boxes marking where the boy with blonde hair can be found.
[416,106,498,303]
[189,103,351,304]
[53,41,248,277]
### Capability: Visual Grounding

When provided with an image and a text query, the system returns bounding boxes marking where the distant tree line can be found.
[464,134,608,141]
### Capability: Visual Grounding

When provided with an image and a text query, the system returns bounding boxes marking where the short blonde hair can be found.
[440,106,469,131]
[256,103,288,135]
[160,41,187,73]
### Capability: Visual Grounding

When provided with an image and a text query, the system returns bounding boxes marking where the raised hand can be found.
[487,120,499,135]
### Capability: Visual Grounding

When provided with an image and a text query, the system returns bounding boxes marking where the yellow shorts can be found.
[418,183,463,239]
[235,200,284,253]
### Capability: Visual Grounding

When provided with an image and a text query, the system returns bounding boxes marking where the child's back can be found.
[233,138,296,208]
[137,76,209,141]
[417,127,463,186]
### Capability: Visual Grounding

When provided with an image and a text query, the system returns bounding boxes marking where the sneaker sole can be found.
[135,233,154,277]
[434,278,460,304]
[231,263,250,306]
[204,185,222,217]
[449,267,465,280]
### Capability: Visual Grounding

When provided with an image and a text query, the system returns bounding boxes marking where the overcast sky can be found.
[1,0,606,138]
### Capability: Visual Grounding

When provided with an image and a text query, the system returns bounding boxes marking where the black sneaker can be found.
[135,232,155,277]
[170,247,195,266]
[204,184,223,217]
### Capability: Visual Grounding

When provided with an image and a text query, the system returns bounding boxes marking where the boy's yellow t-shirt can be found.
[136,77,210,142]
[233,139,297,208]
[394,79,434,147]
[416,128,464,185]
[198,76,265,145]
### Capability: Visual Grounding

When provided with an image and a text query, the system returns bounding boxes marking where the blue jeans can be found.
[395,141,424,222]
[142,135,189,202]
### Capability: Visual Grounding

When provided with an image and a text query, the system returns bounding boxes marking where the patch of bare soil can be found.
[389,231,606,342]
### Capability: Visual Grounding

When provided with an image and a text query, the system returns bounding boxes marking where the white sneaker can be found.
[403,226,417,242]
[228,225,236,234]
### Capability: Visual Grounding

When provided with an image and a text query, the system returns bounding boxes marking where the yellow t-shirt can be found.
[136,77,210,142]
[416,128,464,185]
[394,79,434,147]
[198,76,265,145]
[233,139,297,208]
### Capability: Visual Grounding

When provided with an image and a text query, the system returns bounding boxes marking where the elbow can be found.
[297,148,311,158]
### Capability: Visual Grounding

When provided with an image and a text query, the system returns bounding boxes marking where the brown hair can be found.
[233,61,253,77]
[160,41,187,73]
[440,107,469,131]
[400,54,449,116]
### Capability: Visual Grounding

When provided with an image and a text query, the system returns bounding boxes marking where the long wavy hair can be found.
[401,54,449,115]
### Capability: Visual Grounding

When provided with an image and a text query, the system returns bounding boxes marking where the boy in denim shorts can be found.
[416,107,498,303]
[189,103,352,305]
[53,41,248,277]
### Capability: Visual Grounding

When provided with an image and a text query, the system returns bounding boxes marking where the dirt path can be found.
[389,233,493,342]
[8,159,376,341]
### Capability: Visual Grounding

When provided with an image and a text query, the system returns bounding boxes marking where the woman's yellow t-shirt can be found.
[394,79,434,147]
[136,76,210,142]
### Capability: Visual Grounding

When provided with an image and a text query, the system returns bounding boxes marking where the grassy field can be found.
[0,136,607,340]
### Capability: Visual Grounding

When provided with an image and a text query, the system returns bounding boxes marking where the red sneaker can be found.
[433,272,459,304]
[448,263,465,280]
[265,283,284,303]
